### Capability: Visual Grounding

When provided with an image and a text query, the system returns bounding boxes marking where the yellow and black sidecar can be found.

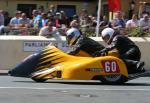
[9,45,129,85]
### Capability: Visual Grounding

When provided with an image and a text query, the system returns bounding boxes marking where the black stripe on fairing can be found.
[41,48,53,53]
[40,51,57,57]
[39,54,60,62]
[37,57,63,67]
[51,61,65,66]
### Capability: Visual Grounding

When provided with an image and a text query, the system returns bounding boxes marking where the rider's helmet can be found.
[66,28,81,46]
[101,28,115,44]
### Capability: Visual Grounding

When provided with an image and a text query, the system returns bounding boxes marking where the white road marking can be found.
[0,87,150,91]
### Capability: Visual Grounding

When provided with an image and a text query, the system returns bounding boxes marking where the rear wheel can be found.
[99,74,128,85]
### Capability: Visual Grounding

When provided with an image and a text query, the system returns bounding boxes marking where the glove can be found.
[93,51,101,57]
[93,49,108,57]
[94,48,108,57]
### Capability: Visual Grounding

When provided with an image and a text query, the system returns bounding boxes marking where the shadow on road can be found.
[13,80,150,86]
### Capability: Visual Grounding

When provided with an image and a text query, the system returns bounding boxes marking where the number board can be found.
[101,60,120,73]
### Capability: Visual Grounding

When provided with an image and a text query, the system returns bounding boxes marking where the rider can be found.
[66,26,105,57]
[95,27,145,73]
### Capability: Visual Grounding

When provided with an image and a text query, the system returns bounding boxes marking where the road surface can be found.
[0,76,150,103]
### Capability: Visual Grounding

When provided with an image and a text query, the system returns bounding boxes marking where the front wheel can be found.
[99,74,128,85]
[31,78,47,82]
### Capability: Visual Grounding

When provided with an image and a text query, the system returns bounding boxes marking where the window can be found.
[145,3,150,14]
[17,4,37,18]
[57,5,76,18]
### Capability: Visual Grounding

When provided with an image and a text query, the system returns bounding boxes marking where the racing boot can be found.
[136,61,145,73]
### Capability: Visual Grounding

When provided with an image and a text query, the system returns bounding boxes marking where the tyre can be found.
[99,74,128,85]
[31,78,47,82]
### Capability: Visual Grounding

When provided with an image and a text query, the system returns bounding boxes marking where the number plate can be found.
[101,60,120,73]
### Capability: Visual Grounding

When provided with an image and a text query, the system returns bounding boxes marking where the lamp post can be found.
[96,0,101,37]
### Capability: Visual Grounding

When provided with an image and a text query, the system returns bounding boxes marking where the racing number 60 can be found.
[102,61,119,73]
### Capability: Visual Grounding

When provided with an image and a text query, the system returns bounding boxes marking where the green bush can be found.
[127,28,150,37]
[80,27,150,37]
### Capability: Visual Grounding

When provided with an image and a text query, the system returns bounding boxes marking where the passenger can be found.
[66,27,105,57]
[95,28,145,74]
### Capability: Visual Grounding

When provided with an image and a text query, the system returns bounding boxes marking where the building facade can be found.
[0,0,150,18]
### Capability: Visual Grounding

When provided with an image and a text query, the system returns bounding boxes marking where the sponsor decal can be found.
[86,68,103,72]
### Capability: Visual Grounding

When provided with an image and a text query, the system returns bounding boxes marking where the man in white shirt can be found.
[39,21,62,47]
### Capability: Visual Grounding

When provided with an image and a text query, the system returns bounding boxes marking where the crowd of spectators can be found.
[0,5,149,36]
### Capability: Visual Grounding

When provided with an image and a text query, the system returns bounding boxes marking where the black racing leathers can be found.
[68,35,105,56]
[100,35,142,73]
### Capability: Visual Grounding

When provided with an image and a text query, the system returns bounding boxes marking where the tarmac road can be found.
[0,76,150,103]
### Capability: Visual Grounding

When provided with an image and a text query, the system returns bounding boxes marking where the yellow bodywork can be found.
[31,45,128,80]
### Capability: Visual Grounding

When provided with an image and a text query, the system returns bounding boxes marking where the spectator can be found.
[39,20,62,47]
[126,14,139,30]
[79,9,88,22]
[19,13,30,27]
[47,13,55,25]
[139,14,150,31]
[80,15,92,28]
[100,15,110,27]
[48,4,56,16]
[91,16,97,27]
[38,5,45,14]
[32,9,39,19]
[55,12,61,28]
[111,11,126,35]
[111,11,126,28]
[41,13,48,27]
[72,15,79,22]
[33,14,43,29]
[70,20,79,29]
[30,9,39,27]
[9,11,21,27]
[3,11,11,26]
[60,11,69,28]
[0,10,4,34]
[0,10,4,26]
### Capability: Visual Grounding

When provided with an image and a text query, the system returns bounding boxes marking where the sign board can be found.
[23,41,51,52]
[23,41,69,52]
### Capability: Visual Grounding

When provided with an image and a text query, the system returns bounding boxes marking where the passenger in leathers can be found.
[96,28,145,74]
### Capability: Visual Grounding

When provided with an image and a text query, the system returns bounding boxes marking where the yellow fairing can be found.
[75,50,91,57]
[31,45,128,80]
